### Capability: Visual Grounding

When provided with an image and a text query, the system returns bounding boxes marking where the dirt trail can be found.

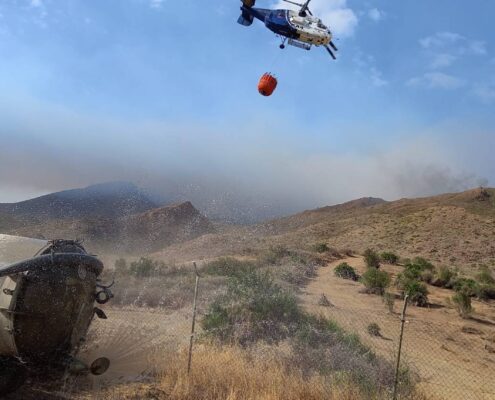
[301,257,495,400]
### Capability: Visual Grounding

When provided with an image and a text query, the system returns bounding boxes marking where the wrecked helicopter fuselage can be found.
[0,239,113,395]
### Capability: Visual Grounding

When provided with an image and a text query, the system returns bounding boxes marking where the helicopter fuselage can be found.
[240,7,332,47]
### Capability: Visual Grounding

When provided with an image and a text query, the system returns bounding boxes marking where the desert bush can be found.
[382,292,395,313]
[475,284,495,300]
[259,245,290,265]
[361,268,391,295]
[453,292,473,318]
[431,266,457,288]
[313,242,330,253]
[129,257,160,277]
[364,249,380,269]
[403,280,429,307]
[398,259,437,290]
[291,315,409,397]
[282,264,317,286]
[411,257,435,271]
[380,252,399,265]
[200,268,418,399]
[203,257,257,277]
[334,262,359,281]
[367,323,381,337]
[453,278,479,297]
[202,269,302,345]
[420,270,434,284]
[477,266,495,285]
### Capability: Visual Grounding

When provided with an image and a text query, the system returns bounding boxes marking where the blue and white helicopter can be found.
[238,0,338,59]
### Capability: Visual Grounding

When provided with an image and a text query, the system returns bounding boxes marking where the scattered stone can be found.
[485,344,495,354]
[461,326,484,335]
[318,293,333,307]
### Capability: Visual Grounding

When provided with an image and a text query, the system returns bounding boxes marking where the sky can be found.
[0,0,494,218]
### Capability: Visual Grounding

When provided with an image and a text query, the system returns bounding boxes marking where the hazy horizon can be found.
[1,0,494,215]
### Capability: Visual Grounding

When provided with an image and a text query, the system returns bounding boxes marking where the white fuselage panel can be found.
[287,11,331,46]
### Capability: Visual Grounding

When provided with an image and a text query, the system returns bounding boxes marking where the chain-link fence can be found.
[310,283,495,400]
[79,260,494,400]
[4,254,492,400]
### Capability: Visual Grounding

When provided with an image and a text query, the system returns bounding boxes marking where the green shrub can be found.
[203,257,257,277]
[260,245,290,265]
[452,292,472,318]
[361,268,391,295]
[411,257,435,271]
[396,265,421,285]
[313,242,330,253]
[367,323,381,337]
[202,269,302,345]
[334,262,359,281]
[364,249,381,269]
[203,269,407,397]
[431,266,457,288]
[403,280,429,307]
[380,252,399,265]
[476,266,495,285]
[453,278,479,297]
[129,257,161,277]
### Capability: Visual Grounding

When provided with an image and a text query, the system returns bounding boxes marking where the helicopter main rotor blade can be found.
[329,41,338,51]
[282,0,305,7]
[299,0,312,16]
[324,45,336,60]
[282,0,313,16]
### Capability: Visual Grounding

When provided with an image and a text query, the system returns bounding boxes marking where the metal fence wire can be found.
[311,290,495,400]
[49,262,495,400]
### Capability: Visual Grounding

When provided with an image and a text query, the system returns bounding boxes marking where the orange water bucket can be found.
[258,73,278,96]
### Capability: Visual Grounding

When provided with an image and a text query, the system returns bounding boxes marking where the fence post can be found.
[187,262,201,375]
[393,295,409,400]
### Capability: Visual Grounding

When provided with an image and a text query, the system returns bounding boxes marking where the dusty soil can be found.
[302,257,495,400]
[5,307,192,400]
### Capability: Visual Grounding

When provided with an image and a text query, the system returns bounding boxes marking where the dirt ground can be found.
[5,307,192,400]
[302,257,495,400]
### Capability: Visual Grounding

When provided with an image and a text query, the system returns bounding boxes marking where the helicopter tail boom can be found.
[237,9,254,26]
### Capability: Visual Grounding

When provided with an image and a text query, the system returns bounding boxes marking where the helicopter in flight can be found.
[237,0,339,59]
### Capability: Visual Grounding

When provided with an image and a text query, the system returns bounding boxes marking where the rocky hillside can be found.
[153,188,495,270]
[0,181,215,254]
[1,201,213,254]
[0,182,156,225]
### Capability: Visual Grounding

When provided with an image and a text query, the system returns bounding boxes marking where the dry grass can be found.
[15,342,431,400]
[162,345,335,400]
[87,345,428,400]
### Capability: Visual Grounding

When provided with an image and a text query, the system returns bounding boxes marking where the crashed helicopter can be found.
[238,0,339,59]
[0,239,113,395]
